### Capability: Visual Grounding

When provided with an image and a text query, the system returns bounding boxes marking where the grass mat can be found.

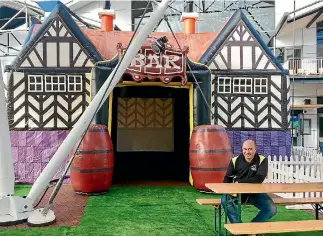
[0,186,322,236]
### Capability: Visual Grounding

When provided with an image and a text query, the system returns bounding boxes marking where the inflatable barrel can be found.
[70,124,114,195]
[189,125,232,191]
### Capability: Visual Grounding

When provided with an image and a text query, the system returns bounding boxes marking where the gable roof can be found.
[83,30,219,62]
[199,10,286,74]
[6,1,102,71]
[274,2,323,38]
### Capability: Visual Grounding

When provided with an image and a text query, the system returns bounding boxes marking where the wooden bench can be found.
[197,197,323,208]
[225,220,323,234]
[197,197,323,235]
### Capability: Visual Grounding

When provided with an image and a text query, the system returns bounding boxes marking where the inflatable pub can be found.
[5,2,290,191]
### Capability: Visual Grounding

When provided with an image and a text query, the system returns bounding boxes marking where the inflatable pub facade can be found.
[5,2,290,189]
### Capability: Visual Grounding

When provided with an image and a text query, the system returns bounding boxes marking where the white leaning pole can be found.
[0,61,33,225]
[24,0,171,225]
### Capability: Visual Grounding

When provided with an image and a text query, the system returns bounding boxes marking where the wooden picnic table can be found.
[205,182,323,236]
[205,182,323,194]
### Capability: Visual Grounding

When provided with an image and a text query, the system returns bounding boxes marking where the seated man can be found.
[221,140,277,236]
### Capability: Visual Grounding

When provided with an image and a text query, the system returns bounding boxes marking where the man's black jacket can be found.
[223,153,268,183]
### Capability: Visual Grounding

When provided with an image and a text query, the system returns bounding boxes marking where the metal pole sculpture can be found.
[0,0,171,226]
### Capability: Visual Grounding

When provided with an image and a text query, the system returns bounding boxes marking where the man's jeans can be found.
[221,193,277,223]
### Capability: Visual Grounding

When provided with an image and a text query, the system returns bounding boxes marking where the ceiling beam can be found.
[306,9,323,28]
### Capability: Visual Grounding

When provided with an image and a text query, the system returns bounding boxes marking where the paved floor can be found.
[3,184,88,229]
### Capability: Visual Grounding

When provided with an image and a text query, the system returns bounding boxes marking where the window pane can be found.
[46,77,51,83]
[261,87,266,93]
[225,86,230,92]
[219,79,224,85]
[241,87,245,92]
[318,45,323,57]
[234,80,239,85]
[262,79,266,85]
[219,86,224,92]
[69,85,74,91]
[46,85,51,90]
[225,79,230,85]
[36,85,42,91]
[60,85,65,91]
[246,87,251,93]
[246,79,251,85]
[52,77,58,83]
[241,79,245,85]
[36,76,42,83]
[53,85,58,91]
[255,87,260,93]
[59,77,65,83]
[234,86,239,92]
[76,77,81,83]
[255,79,260,85]
[69,77,74,83]
[30,84,35,90]
[76,85,81,91]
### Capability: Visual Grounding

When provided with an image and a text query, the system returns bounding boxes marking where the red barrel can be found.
[189,125,233,191]
[70,124,114,194]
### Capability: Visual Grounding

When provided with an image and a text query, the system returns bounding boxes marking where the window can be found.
[317,21,323,45]
[254,78,268,94]
[233,78,252,94]
[45,75,66,92]
[285,47,301,60]
[68,75,82,92]
[217,77,231,93]
[28,75,43,92]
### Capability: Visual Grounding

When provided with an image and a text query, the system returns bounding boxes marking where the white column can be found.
[0,60,14,198]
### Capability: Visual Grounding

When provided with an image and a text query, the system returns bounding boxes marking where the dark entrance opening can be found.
[111,86,190,184]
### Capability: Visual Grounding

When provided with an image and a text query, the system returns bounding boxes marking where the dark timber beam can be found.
[306,9,323,28]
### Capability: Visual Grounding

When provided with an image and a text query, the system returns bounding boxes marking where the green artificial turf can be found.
[1,185,322,236]
[14,184,32,197]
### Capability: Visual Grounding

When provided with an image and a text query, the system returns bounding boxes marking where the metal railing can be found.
[285,58,323,76]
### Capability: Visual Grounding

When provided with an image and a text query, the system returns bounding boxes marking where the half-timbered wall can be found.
[8,72,91,130]
[18,17,94,69]
[208,21,278,71]
[7,15,96,130]
[211,74,289,130]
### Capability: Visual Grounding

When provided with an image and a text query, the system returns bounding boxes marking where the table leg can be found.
[315,204,319,220]
[237,194,242,223]
[224,194,228,236]
[215,205,222,236]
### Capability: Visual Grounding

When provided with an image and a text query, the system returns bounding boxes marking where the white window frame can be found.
[233,77,252,94]
[28,75,43,92]
[68,75,83,92]
[44,75,66,92]
[254,77,268,94]
[217,77,231,93]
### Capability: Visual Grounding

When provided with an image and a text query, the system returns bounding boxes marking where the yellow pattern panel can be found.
[117,98,173,128]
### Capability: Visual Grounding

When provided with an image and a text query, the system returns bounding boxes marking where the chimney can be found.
[181,12,199,34]
[98,1,115,32]
[181,1,198,34]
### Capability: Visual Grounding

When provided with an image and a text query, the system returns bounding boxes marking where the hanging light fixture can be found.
[151,36,168,54]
